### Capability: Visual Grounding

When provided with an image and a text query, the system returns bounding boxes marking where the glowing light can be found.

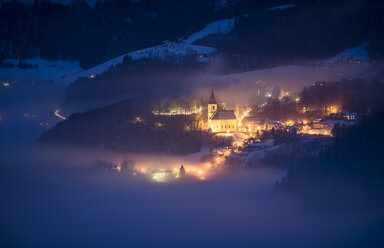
[152,106,202,116]
[89,74,95,78]
[198,170,203,175]
[135,116,143,123]
[286,120,294,126]
[54,109,67,120]
[155,122,164,128]
[151,170,173,182]
[327,105,339,114]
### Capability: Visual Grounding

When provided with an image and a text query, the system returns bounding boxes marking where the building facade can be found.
[208,89,237,133]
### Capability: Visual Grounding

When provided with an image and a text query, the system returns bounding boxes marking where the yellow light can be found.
[226,129,230,133]
[54,109,67,120]
[198,170,203,175]
[286,120,294,126]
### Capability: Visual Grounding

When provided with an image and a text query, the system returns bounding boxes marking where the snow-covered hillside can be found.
[182,17,236,44]
[59,43,216,84]
[0,15,241,86]
[325,42,370,65]
[267,4,295,11]
[0,17,378,89]
[0,43,216,86]
[58,17,240,84]
[1,15,231,86]
[0,58,83,85]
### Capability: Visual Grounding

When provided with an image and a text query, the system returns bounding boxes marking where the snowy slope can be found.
[64,16,240,84]
[0,58,83,85]
[60,43,216,84]
[267,4,295,11]
[0,16,238,85]
[182,17,236,44]
[325,42,369,65]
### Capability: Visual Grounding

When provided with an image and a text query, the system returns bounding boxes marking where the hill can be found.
[39,100,228,155]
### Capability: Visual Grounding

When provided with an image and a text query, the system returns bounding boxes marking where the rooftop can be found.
[210,110,236,120]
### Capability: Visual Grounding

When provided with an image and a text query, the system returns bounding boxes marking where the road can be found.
[54,109,67,120]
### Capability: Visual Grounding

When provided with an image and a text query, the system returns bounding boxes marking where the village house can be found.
[241,116,262,132]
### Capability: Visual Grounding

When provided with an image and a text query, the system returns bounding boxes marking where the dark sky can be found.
[1,0,98,5]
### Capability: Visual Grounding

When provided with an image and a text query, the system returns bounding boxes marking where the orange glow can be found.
[286,120,294,126]
[327,105,340,114]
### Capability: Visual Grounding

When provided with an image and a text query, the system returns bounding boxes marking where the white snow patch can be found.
[267,4,295,11]
[0,58,83,85]
[182,17,236,44]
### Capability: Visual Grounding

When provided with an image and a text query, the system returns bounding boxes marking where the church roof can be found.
[210,110,236,120]
[208,89,217,104]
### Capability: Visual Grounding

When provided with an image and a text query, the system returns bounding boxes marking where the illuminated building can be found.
[208,89,237,133]
[241,117,262,133]
[342,112,357,121]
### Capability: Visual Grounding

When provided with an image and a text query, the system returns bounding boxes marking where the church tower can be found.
[208,89,217,120]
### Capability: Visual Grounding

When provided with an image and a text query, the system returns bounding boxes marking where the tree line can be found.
[196,0,384,72]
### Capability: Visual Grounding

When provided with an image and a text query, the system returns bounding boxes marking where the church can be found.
[208,89,237,133]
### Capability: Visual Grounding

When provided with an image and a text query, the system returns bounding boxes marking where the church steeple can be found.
[208,89,218,120]
[209,89,217,104]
